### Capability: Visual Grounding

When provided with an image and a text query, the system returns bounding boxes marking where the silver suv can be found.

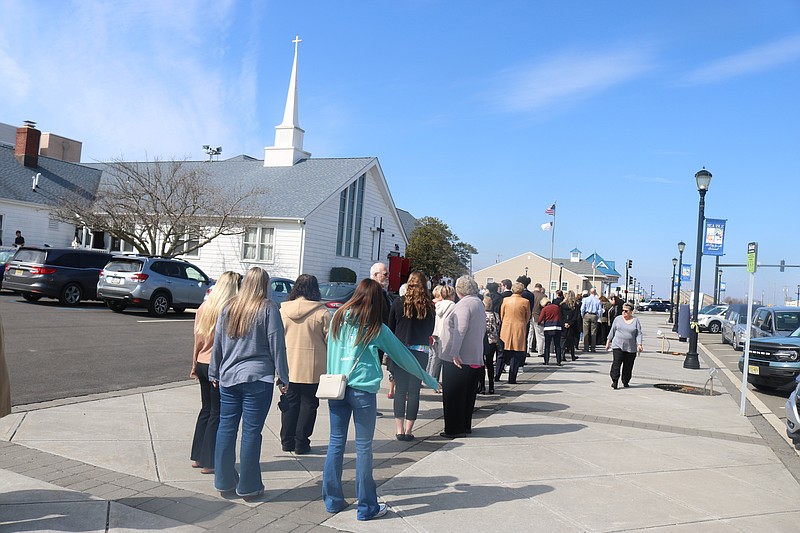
[97,256,213,317]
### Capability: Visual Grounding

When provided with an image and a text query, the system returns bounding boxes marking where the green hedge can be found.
[330,267,357,283]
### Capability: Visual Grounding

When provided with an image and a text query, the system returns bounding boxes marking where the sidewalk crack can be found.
[142,393,161,482]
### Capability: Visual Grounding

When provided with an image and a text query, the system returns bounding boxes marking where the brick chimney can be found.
[15,121,41,168]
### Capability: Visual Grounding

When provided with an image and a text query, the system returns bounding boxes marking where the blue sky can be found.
[2,1,799,303]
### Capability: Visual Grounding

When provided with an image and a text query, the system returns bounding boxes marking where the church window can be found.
[336,174,365,258]
[242,226,274,262]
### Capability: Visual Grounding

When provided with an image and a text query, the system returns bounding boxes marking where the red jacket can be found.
[538,303,562,331]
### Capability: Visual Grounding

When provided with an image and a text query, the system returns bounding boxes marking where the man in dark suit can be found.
[500,279,512,299]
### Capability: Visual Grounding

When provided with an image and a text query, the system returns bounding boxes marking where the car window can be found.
[48,253,82,267]
[320,283,354,299]
[82,253,112,269]
[754,309,768,327]
[764,312,773,329]
[11,249,46,263]
[185,265,206,282]
[105,260,143,273]
[150,261,173,277]
[776,312,800,332]
[271,280,291,295]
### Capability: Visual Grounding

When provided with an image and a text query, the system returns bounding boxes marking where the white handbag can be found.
[316,347,367,400]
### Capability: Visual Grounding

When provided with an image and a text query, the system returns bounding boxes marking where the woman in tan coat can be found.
[279,274,330,454]
[497,282,531,384]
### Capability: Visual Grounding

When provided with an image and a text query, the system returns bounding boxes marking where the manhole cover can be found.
[653,383,721,396]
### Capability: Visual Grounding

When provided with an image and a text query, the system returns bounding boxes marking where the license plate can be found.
[15,269,23,276]
[749,365,760,375]
[108,277,122,284]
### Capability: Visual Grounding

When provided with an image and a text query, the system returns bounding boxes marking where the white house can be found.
[0,123,98,248]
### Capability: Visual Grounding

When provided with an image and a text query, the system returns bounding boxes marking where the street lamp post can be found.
[797,284,800,308]
[672,241,686,332]
[717,269,723,304]
[685,168,712,370]
[669,257,678,323]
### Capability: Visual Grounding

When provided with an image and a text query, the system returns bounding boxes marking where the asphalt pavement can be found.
[2,312,800,532]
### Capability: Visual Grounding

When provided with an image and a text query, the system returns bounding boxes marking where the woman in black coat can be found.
[559,290,580,361]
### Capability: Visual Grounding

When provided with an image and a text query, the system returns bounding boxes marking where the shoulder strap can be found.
[345,345,368,379]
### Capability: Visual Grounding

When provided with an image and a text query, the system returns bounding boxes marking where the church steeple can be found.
[265,36,311,167]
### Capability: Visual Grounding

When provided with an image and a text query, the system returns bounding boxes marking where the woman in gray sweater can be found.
[604,302,643,389]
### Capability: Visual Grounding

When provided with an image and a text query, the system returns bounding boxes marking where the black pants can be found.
[543,331,562,365]
[392,350,427,420]
[495,349,524,384]
[610,349,637,386]
[280,382,320,451]
[479,339,496,393]
[190,363,219,469]
[561,324,577,358]
[442,361,481,435]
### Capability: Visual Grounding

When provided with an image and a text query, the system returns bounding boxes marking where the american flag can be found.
[545,203,555,216]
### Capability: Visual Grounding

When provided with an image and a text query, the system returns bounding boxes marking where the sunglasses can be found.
[623,309,633,312]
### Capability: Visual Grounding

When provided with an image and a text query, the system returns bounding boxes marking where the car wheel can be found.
[172,306,186,315]
[22,292,41,302]
[59,283,83,306]
[148,292,171,317]
[708,321,721,334]
[106,300,127,313]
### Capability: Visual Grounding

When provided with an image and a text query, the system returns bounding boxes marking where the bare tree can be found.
[52,157,265,257]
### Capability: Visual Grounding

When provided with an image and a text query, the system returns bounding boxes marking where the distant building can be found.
[473,248,620,295]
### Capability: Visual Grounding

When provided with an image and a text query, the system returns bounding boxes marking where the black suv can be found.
[3,247,113,305]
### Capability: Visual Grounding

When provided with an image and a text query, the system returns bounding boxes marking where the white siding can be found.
[0,199,77,248]
[302,165,406,281]
[176,220,303,280]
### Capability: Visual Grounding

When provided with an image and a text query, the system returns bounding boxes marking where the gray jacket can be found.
[209,299,289,388]
[439,294,485,366]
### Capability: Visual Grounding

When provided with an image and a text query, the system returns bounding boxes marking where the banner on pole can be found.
[720,281,726,292]
[703,218,726,256]
[680,264,692,282]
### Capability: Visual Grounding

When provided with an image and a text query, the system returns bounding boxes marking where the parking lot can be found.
[0,291,195,406]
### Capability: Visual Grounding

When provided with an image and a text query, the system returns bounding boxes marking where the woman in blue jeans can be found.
[323,279,439,521]
[209,267,289,500]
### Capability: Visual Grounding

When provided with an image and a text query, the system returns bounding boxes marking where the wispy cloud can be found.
[681,34,800,85]
[486,47,654,113]
[623,174,676,185]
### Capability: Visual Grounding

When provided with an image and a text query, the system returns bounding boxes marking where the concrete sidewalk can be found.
[2,313,800,532]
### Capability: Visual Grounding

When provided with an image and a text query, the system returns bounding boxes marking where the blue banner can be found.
[680,264,692,282]
[703,218,726,256]
[720,281,726,292]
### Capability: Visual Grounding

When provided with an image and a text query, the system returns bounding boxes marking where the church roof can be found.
[0,145,101,207]
[396,208,419,240]
[86,156,377,219]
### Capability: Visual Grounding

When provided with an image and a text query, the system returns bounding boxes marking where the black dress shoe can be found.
[612,382,618,389]
[623,382,630,388]
[572,355,578,360]
[439,432,466,439]
[295,446,311,455]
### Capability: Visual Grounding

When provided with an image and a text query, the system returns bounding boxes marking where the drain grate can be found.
[653,383,721,396]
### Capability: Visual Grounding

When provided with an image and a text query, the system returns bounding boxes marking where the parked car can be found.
[722,310,750,350]
[785,375,800,442]
[2,247,113,305]
[638,299,671,312]
[204,276,294,307]
[750,306,800,340]
[97,255,213,317]
[319,282,357,315]
[739,326,800,391]
[697,304,729,334]
[0,246,17,290]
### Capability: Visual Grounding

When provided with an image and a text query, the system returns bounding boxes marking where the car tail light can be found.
[326,302,343,309]
[30,266,57,275]
[131,273,149,283]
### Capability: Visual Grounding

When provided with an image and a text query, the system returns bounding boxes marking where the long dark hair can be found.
[330,279,384,347]
[288,274,321,301]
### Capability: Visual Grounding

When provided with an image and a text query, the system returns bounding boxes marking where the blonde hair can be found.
[483,294,493,311]
[511,282,524,295]
[224,267,270,339]
[194,271,241,338]
[433,284,455,300]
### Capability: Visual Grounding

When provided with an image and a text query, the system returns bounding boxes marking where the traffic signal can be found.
[627,260,633,269]
[780,260,785,272]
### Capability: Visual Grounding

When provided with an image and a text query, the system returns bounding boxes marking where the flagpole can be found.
[548,203,556,298]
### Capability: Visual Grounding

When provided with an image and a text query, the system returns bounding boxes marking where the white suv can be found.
[697,304,729,334]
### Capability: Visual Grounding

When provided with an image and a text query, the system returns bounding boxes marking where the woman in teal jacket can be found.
[322,279,439,521]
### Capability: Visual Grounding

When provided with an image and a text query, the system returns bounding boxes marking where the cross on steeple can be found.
[292,35,302,48]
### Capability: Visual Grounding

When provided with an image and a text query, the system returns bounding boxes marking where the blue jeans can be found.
[215,380,272,496]
[322,386,379,521]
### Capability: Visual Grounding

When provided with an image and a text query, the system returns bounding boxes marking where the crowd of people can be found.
[188,264,642,521]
